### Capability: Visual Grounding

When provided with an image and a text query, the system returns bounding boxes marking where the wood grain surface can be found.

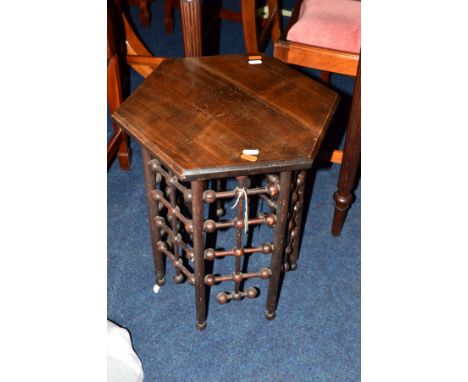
[113,54,339,180]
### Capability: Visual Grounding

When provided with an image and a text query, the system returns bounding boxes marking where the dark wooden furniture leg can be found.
[265,171,292,320]
[191,180,207,330]
[139,0,151,27]
[142,149,166,285]
[180,0,203,57]
[164,0,175,33]
[320,71,331,84]
[332,62,361,236]
[288,170,306,271]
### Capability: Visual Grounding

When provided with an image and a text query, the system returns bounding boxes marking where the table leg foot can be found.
[156,277,166,286]
[196,321,207,330]
[265,171,291,323]
[265,310,276,320]
[173,273,185,284]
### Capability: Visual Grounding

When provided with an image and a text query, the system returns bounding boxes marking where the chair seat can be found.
[287,0,360,54]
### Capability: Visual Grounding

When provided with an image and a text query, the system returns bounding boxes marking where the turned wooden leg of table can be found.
[142,149,166,285]
[191,180,207,330]
[288,170,307,271]
[265,171,292,320]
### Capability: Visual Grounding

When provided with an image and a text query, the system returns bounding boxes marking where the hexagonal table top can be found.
[113,54,339,181]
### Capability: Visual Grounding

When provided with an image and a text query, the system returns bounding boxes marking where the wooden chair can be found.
[107,0,165,170]
[107,2,131,170]
[273,0,361,235]
[163,0,281,53]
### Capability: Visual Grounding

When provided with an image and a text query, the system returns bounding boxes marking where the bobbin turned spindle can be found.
[216,287,258,304]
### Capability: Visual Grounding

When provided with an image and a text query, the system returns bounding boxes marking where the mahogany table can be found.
[113,54,338,329]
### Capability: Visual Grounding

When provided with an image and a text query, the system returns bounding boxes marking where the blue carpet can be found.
[108,1,360,380]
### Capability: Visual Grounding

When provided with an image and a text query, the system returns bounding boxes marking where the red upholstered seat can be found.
[287,0,361,54]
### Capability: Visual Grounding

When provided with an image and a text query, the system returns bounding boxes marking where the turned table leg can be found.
[191,180,207,330]
[142,149,166,285]
[288,170,306,270]
[331,62,361,236]
[265,171,292,320]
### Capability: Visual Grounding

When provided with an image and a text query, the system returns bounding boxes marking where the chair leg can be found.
[331,63,361,236]
[180,0,203,57]
[164,0,175,34]
[139,0,151,27]
[117,130,131,170]
[320,71,331,84]
[241,0,259,53]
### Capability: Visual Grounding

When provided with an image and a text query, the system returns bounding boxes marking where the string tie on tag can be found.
[231,187,249,233]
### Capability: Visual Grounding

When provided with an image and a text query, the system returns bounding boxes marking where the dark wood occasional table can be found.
[113,54,338,330]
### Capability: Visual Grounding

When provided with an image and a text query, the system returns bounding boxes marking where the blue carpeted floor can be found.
[108,1,360,380]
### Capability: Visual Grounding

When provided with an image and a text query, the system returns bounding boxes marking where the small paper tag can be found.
[248,60,262,65]
[241,153,258,162]
[242,149,259,155]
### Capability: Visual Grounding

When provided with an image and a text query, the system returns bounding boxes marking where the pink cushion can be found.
[287,0,361,53]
